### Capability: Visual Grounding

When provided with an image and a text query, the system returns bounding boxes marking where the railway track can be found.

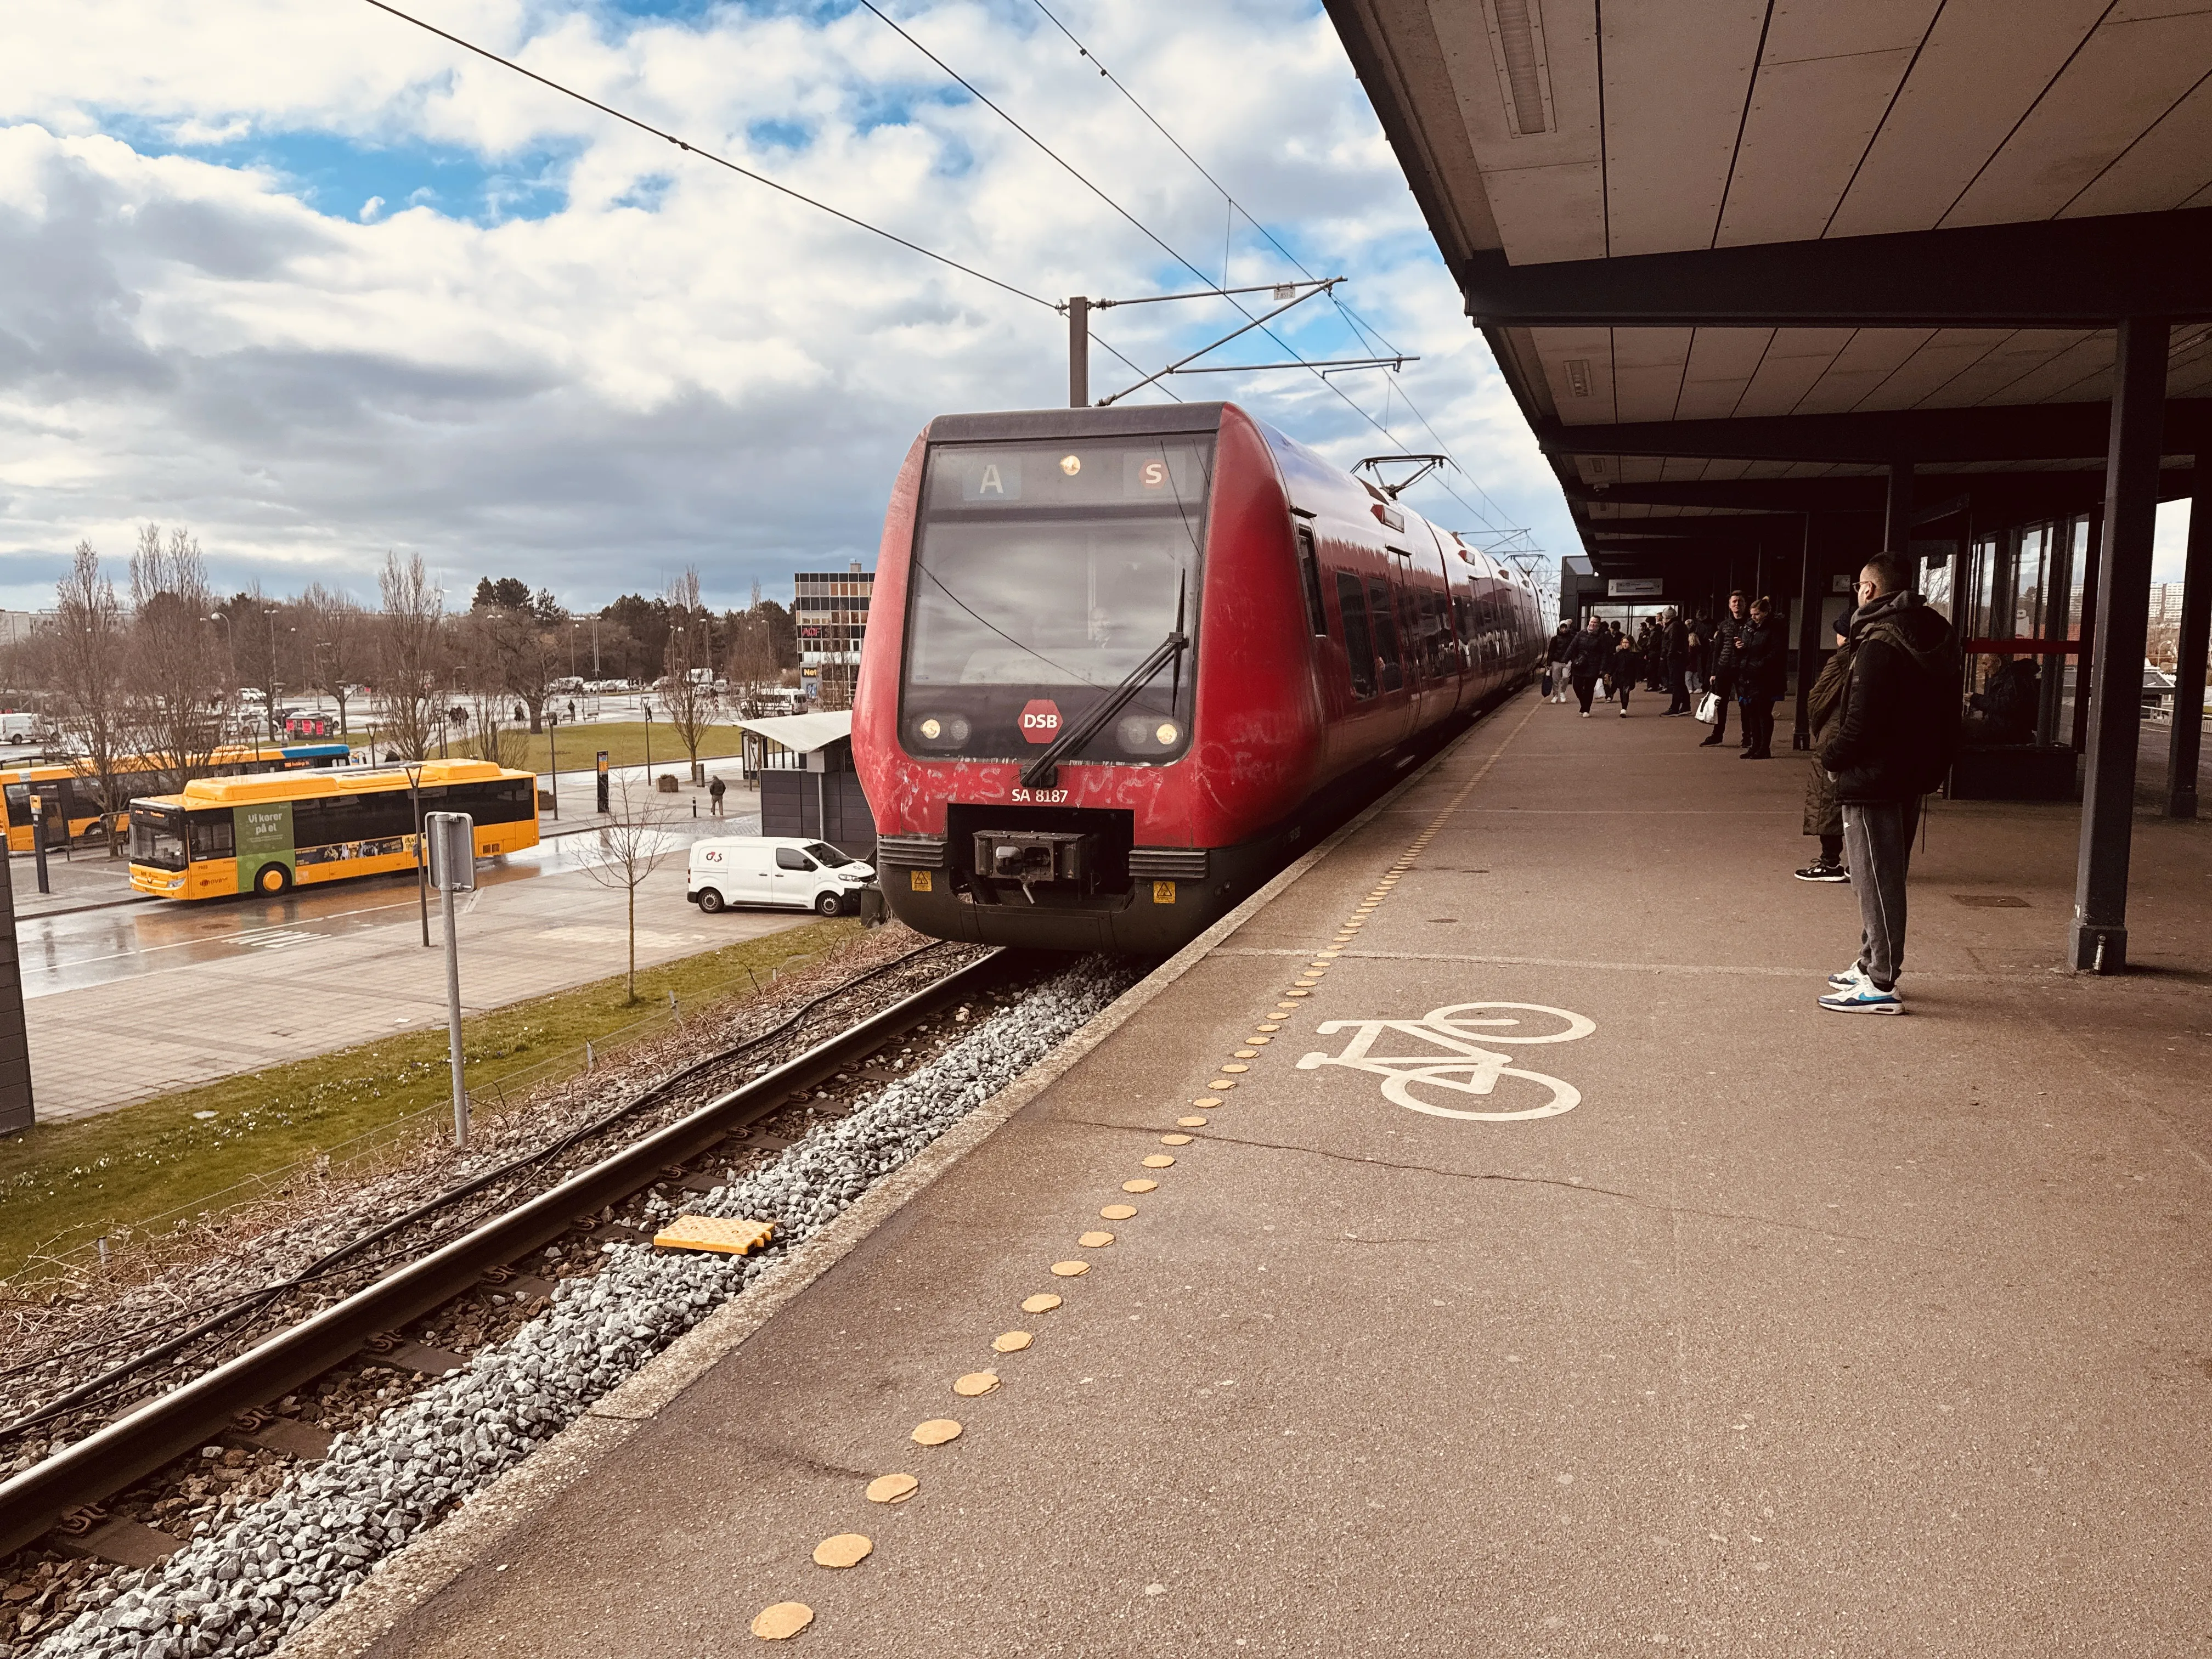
[0,940,1045,1575]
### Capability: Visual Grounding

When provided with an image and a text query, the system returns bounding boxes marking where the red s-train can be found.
[852,402,1544,952]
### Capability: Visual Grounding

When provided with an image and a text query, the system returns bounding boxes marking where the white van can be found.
[687,837,875,916]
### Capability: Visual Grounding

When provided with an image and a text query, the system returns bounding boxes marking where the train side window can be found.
[1333,573,1375,699]
[1368,576,1404,693]
[1294,526,1329,636]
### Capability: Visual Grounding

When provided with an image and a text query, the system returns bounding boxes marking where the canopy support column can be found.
[2070,319,2168,973]
[2166,457,2210,818]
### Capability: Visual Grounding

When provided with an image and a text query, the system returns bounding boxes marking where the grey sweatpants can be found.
[1841,798,1922,989]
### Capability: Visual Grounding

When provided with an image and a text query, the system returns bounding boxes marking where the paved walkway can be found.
[19,805,802,1124]
[334,693,2211,1656]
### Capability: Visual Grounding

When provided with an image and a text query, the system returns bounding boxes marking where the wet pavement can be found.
[15,793,827,1123]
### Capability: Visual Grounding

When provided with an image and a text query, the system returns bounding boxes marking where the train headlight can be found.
[919,718,941,740]
[1154,721,1180,746]
[914,715,969,747]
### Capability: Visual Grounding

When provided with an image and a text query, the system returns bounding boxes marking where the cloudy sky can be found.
[0,0,1577,614]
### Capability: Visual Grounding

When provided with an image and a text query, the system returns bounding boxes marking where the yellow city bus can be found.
[2,742,351,853]
[127,759,540,900]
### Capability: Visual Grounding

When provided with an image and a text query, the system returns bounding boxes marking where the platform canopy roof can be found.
[1324,0,2212,574]
[730,710,853,754]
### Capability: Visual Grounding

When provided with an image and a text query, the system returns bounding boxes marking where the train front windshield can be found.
[901,436,1214,764]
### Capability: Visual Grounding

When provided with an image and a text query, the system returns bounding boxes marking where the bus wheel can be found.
[256,864,291,896]
[696,887,724,914]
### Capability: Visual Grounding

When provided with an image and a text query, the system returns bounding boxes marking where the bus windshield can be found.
[900,435,1213,764]
[130,805,186,870]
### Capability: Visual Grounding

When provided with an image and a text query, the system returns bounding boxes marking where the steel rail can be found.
[0,949,1009,1560]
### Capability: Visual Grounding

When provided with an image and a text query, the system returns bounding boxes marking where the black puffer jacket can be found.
[1820,591,1962,803]
[1735,619,1784,700]
[1566,628,1614,678]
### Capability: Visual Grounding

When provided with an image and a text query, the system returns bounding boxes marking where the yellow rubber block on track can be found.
[867,1473,919,1504]
[911,1419,962,1445]
[654,1215,775,1255]
[752,1602,813,1640]
[813,1533,872,1568]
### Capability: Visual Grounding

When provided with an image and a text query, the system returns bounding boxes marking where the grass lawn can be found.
[349,721,751,778]
[0,917,862,1280]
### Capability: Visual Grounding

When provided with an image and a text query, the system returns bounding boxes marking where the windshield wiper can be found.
[1020,573,1187,790]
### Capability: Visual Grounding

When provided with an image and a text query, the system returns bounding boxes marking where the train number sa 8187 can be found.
[1009,787,1070,804]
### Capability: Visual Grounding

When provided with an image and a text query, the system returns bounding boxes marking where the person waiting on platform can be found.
[1608,630,1645,717]
[1566,616,1613,716]
[1544,620,1576,703]
[1817,552,1962,1015]
[1700,592,1750,747]
[1663,610,1693,714]
[1735,597,1785,759]
[1795,605,1858,883]
[1966,656,2041,744]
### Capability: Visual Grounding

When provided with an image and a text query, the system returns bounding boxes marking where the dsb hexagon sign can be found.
[1019,699,1062,743]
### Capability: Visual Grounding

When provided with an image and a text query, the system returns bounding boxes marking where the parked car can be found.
[686,837,874,916]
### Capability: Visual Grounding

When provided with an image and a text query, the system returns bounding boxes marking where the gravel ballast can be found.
[30,956,1134,1659]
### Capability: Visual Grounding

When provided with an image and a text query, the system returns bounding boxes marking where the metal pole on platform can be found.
[2166,458,2210,819]
[2069,318,2167,973]
[426,811,476,1148]
[1068,297,1090,409]
[1885,460,1914,554]
[1792,515,1819,751]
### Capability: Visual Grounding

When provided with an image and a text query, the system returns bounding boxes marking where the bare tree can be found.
[377,552,445,762]
[50,540,132,854]
[128,524,226,793]
[576,775,678,1003]
[300,583,368,738]
[661,569,715,783]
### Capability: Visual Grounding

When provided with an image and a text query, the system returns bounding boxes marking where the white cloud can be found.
[0,0,1570,611]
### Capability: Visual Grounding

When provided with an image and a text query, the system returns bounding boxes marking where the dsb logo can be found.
[1019,699,1062,743]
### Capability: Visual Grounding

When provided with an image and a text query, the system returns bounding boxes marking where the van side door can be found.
[772,844,817,906]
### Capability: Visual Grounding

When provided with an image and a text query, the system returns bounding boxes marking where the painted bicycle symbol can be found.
[1295,1002,1596,1122]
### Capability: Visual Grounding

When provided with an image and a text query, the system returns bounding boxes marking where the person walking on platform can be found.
[1818,552,1961,1014]
[1566,616,1613,716]
[1544,621,1576,703]
[708,774,727,816]
[1609,630,1646,717]
[1796,606,1858,883]
[1735,597,1784,759]
[1699,592,1749,747]
[1663,610,1692,714]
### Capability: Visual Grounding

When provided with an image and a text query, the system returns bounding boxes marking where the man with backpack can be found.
[1817,552,1962,1015]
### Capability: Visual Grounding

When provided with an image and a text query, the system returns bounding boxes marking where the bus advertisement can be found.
[127,759,540,900]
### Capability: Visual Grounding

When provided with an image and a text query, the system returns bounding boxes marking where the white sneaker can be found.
[1581,710,1590,718]
[1819,981,1903,1014]
[1826,963,1866,990]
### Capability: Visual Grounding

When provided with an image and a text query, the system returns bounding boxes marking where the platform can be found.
[320,692,2212,1656]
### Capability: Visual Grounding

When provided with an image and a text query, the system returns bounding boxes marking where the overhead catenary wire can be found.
[1021,0,1522,539]
[357,0,1056,312]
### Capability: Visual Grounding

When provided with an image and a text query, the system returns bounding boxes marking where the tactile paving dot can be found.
[911,1418,962,1445]
[1257,1024,1281,1032]
[1284,990,1312,998]
[1079,1230,1116,1248]
[1160,1134,1193,1147]
[866,1473,919,1504]
[1221,1063,1250,1073]
[953,1371,1001,1396]
[1142,1154,1177,1169]
[1099,1203,1138,1219]
[1051,1259,1092,1277]
[1192,1096,1224,1108]
[1207,1079,1238,1091]
[993,1330,1034,1353]
[813,1533,873,1569]
[1234,1048,1259,1058]
[1022,1293,1063,1313]
[751,1602,814,1640]
[1177,1116,1209,1128]
[1122,1178,1159,1193]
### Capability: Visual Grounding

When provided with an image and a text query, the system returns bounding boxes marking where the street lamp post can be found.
[545,712,560,820]
[404,761,430,947]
